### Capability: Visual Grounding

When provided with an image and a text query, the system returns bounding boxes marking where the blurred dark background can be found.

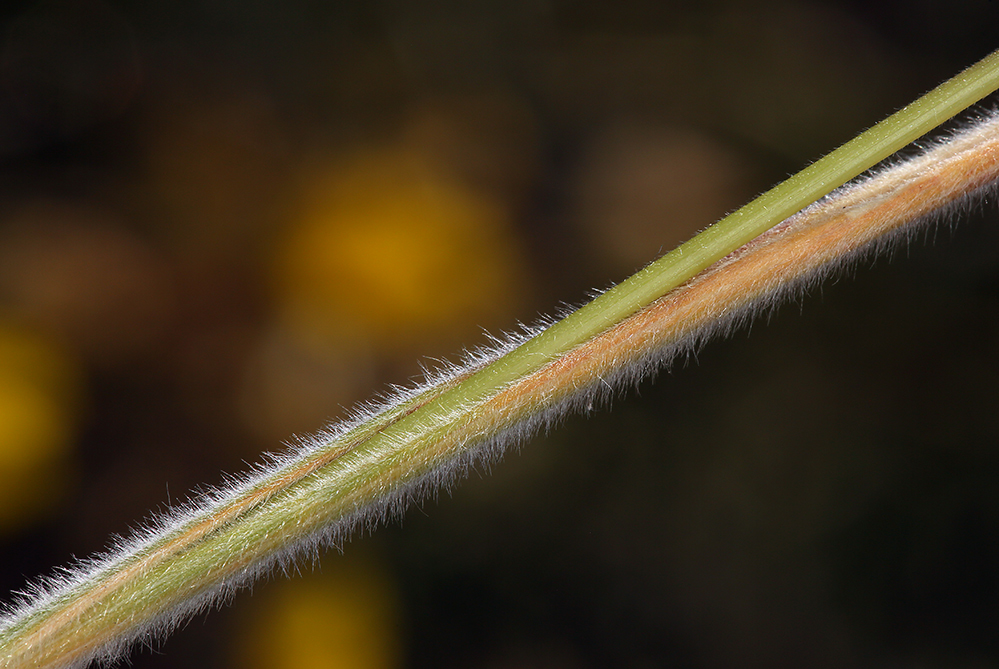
[1,1,999,667]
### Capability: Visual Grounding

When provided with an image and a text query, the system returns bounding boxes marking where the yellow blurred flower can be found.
[233,554,401,669]
[274,145,525,354]
[0,321,80,531]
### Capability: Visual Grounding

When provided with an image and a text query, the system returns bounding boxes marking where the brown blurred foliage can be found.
[1,1,998,667]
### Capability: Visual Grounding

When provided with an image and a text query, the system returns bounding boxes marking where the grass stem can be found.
[2,51,999,669]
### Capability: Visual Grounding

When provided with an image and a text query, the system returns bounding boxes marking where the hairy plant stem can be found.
[3,50,999,669]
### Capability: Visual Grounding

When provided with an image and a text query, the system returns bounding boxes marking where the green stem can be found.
[3,49,999,669]
[363,48,999,467]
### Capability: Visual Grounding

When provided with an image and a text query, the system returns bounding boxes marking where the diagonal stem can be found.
[2,50,999,669]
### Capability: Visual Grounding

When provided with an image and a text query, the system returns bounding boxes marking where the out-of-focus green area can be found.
[1,1,998,667]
